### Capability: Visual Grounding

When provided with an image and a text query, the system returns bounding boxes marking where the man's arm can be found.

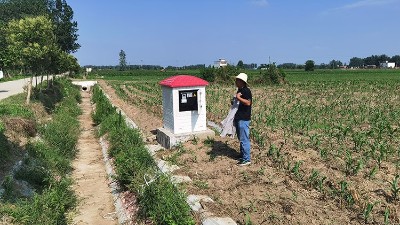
[236,92,251,106]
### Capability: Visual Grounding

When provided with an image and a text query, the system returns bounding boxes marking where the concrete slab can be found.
[146,144,164,156]
[171,175,192,184]
[156,127,215,149]
[156,159,180,174]
[187,195,214,212]
[202,217,237,225]
[71,80,97,91]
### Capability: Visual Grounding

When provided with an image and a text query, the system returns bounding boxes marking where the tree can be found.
[377,54,390,64]
[364,55,379,66]
[262,63,285,84]
[4,16,60,104]
[390,55,400,67]
[278,63,296,69]
[305,60,315,71]
[0,0,51,74]
[318,63,328,69]
[119,50,127,71]
[329,60,343,69]
[236,60,244,69]
[52,0,80,53]
[0,0,80,74]
[349,57,364,68]
[0,0,50,23]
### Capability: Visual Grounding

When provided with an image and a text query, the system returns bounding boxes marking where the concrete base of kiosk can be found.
[156,127,215,149]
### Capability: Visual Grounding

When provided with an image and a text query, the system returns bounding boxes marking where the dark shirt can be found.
[235,86,252,121]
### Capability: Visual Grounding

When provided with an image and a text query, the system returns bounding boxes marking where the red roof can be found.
[159,75,209,88]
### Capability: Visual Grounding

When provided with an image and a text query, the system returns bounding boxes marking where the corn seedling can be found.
[389,174,399,201]
[320,148,328,160]
[318,176,327,192]
[203,136,214,146]
[307,169,320,188]
[244,212,253,225]
[268,144,277,157]
[363,201,379,223]
[291,161,303,180]
[384,206,390,225]
[367,166,378,180]
[193,180,209,189]
[191,135,198,145]
[257,166,266,176]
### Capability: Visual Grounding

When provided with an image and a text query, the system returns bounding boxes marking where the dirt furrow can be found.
[71,91,117,225]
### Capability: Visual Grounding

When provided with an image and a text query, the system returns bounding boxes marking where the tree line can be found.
[0,0,80,77]
[276,54,400,70]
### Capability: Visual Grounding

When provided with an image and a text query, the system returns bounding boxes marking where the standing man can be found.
[234,73,252,166]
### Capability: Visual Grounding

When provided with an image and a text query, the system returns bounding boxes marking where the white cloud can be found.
[251,0,269,7]
[332,0,398,11]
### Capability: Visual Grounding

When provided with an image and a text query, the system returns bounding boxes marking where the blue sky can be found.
[68,0,400,67]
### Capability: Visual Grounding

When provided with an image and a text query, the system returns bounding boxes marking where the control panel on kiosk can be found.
[179,89,198,112]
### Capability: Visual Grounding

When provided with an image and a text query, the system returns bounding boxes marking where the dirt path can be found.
[71,91,117,225]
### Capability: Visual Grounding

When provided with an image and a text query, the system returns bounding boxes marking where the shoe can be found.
[237,160,251,166]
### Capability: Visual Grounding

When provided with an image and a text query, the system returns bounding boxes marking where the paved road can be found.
[0,76,56,101]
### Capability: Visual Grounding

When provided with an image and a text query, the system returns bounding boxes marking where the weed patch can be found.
[0,78,80,224]
[92,85,195,225]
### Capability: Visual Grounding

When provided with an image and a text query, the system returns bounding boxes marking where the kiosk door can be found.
[179,90,198,112]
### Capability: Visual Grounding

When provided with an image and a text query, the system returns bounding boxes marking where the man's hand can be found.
[236,92,251,106]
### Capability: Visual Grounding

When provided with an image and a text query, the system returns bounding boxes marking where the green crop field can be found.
[101,68,400,224]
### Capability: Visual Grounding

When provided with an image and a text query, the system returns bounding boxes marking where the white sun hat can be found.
[235,73,248,84]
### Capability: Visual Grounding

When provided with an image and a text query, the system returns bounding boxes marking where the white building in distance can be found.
[214,59,228,68]
[380,61,396,68]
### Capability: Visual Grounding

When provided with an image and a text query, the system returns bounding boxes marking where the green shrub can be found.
[14,157,51,191]
[41,115,79,159]
[114,145,156,189]
[200,65,238,84]
[92,85,115,125]
[0,78,80,224]
[0,127,10,164]
[0,103,34,118]
[200,67,215,82]
[40,81,81,160]
[1,178,76,225]
[140,175,195,225]
[1,175,17,201]
[108,124,143,157]
[92,85,195,225]
[25,141,71,175]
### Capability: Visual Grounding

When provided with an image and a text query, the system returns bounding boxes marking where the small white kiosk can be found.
[157,75,215,149]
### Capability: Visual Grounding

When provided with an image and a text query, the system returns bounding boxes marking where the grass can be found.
[91,85,195,225]
[0,75,28,83]
[0,78,81,224]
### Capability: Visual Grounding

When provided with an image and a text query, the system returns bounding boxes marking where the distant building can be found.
[85,68,92,73]
[214,59,228,68]
[380,61,396,69]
